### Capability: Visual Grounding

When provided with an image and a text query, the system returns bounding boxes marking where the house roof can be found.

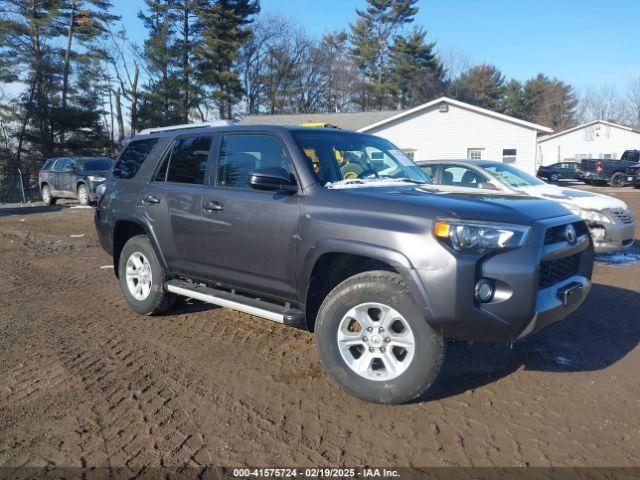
[357,96,553,133]
[238,96,553,134]
[238,110,402,131]
[538,120,640,142]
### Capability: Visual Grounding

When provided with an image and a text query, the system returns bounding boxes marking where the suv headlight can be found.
[433,220,529,254]
[87,175,106,182]
[565,205,612,224]
[95,183,106,196]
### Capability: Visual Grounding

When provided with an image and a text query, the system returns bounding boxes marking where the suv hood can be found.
[339,185,572,225]
[516,184,628,211]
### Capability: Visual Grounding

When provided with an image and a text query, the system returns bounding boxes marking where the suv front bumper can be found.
[410,216,593,342]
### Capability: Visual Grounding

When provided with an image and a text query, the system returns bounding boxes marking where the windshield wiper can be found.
[380,176,427,184]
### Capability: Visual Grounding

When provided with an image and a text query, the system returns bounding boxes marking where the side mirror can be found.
[478,182,499,191]
[249,167,298,193]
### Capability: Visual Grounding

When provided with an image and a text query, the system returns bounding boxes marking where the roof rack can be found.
[138,120,235,135]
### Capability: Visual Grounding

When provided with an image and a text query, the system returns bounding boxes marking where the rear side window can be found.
[166,136,213,184]
[113,139,159,179]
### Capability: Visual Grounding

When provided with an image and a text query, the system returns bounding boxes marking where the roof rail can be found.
[138,120,235,135]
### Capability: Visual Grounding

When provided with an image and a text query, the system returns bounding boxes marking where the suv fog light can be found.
[475,279,494,303]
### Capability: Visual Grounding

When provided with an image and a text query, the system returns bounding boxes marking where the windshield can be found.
[292,131,431,186]
[79,158,113,172]
[483,163,543,188]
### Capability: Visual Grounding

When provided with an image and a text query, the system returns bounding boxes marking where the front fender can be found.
[299,238,435,321]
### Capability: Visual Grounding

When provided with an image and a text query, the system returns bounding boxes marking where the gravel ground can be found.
[0,184,639,471]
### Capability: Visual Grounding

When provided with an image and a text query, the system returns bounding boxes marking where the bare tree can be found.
[627,77,640,127]
[578,85,632,125]
[109,27,140,137]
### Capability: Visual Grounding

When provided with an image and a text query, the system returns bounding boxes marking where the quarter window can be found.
[166,136,213,184]
[113,139,159,179]
[217,134,293,188]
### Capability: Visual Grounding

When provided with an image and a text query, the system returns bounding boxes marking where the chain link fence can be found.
[0,168,41,204]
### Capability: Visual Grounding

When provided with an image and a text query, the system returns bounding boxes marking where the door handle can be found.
[142,194,160,205]
[203,200,223,212]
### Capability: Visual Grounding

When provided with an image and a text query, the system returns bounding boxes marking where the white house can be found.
[239,96,553,176]
[538,120,640,166]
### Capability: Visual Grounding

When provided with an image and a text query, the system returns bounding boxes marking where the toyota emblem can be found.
[564,224,576,244]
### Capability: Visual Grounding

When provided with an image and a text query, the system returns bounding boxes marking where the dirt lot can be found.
[1,185,639,471]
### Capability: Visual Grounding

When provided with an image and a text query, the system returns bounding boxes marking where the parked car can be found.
[417,160,635,253]
[537,162,580,182]
[625,163,640,189]
[39,157,113,206]
[578,150,639,187]
[95,123,593,404]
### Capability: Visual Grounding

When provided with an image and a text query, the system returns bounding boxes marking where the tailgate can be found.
[580,160,597,172]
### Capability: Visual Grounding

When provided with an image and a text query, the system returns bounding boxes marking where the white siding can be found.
[539,121,640,165]
[364,102,540,175]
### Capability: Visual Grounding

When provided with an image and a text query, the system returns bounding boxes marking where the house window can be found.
[467,148,484,160]
[401,149,416,161]
[502,148,517,164]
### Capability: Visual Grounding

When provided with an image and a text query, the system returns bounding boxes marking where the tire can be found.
[77,183,90,206]
[550,173,561,182]
[41,184,56,205]
[609,172,626,188]
[634,184,640,189]
[118,235,176,316]
[314,270,444,404]
[583,179,592,185]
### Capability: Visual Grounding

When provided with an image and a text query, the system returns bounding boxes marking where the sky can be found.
[110,0,640,92]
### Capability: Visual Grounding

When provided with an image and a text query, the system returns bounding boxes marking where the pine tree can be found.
[196,0,260,119]
[390,27,444,109]
[349,0,419,110]
[502,79,527,119]
[450,64,506,111]
[523,74,577,130]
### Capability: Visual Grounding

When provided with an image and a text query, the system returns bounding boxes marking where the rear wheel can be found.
[41,184,56,205]
[609,172,626,187]
[550,173,561,182]
[77,184,90,206]
[118,235,176,315]
[314,270,444,404]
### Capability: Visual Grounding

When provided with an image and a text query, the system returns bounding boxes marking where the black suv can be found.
[95,124,593,404]
[39,157,113,205]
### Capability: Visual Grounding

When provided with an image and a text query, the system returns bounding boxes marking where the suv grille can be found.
[544,221,588,245]
[610,209,634,224]
[539,253,581,289]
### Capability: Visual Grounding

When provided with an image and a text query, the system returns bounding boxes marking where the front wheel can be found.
[609,172,626,187]
[118,235,176,315]
[77,184,90,206]
[314,271,444,404]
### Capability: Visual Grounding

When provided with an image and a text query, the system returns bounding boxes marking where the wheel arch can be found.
[300,239,433,332]
[112,218,169,277]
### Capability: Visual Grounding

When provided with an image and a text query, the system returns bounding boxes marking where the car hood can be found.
[338,185,572,225]
[81,170,111,179]
[515,184,628,211]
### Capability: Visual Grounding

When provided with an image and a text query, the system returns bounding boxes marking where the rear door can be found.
[199,132,301,299]
[140,134,215,276]
[51,159,70,194]
[58,158,77,196]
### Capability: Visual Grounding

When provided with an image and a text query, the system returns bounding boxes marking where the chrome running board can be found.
[165,279,305,327]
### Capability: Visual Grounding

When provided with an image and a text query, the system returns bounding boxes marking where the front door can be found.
[141,134,214,276]
[200,133,301,299]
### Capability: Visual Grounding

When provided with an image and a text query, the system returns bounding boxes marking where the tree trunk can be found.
[114,88,125,143]
[182,3,190,122]
[61,0,77,143]
[130,61,139,134]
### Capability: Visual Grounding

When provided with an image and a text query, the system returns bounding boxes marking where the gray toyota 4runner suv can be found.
[95,123,594,404]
